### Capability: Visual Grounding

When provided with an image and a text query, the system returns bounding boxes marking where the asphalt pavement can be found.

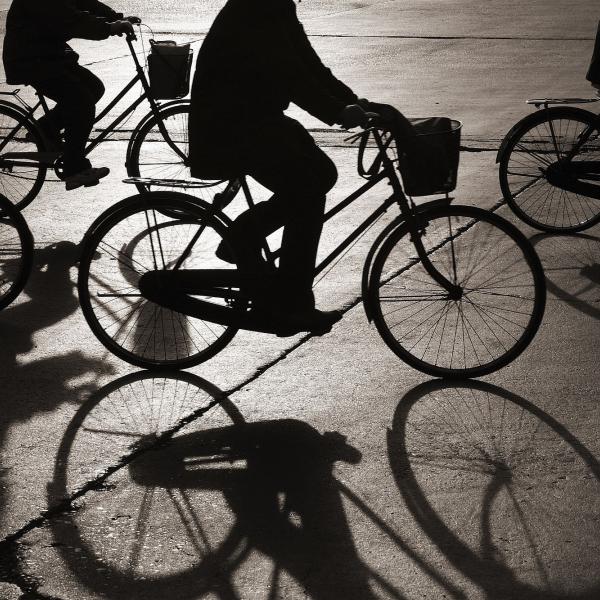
[0,1,599,599]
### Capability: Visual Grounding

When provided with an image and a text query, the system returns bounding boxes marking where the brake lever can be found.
[344,127,378,144]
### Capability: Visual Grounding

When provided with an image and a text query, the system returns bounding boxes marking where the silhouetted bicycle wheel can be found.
[0,104,47,210]
[498,107,600,232]
[368,205,546,378]
[0,193,33,310]
[127,102,232,202]
[78,192,240,369]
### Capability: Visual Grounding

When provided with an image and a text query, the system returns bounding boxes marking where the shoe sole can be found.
[65,178,101,191]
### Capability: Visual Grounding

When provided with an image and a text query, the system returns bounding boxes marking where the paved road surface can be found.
[0,1,598,599]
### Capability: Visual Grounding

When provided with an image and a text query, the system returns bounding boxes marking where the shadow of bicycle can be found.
[40,370,470,600]
[530,231,600,320]
[388,379,600,600]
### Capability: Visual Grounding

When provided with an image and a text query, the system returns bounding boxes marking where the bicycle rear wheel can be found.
[0,103,47,210]
[498,107,600,232]
[77,192,241,369]
[367,204,546,378]
[0,193,33,310]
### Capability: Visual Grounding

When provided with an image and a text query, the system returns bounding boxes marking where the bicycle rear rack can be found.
[527,97,600,109]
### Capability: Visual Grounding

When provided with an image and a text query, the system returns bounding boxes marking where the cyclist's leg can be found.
[234,117,337,309]
[32,64,103,177]
[34,64,105,141]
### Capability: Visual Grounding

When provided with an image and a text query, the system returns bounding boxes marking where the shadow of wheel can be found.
[388,379,600,600]
[530,232,600,320]
[49,370,250,600]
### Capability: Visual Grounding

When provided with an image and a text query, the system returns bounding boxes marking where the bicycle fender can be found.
[125,99,190,167]
[495,106,598,163]
[80,190,228,244]
[0,99,34,123]
[361,216,404,323]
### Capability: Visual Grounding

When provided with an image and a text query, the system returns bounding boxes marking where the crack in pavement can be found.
[0,184,508,549]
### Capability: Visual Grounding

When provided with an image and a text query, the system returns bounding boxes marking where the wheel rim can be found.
[0,110,45,208]
[372,207,544,377]
[79,199,239,368]
[501,113,600,231]
[0,197,31,309]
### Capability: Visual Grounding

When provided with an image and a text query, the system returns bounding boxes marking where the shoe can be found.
[215,239,235,263]
[64,167,110,191]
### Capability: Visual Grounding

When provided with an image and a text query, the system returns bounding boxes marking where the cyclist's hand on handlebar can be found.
[109,20,135,37]
[338,104,380,129]
[125,16,142,24]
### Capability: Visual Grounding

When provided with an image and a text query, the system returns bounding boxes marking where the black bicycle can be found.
[78,118,546,378]
[0,193,33,310]
[498,95,600,232]
[0,25,202,210]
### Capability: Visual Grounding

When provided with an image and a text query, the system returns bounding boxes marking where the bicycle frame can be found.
[0,33,186,170]
[218,127,458,296]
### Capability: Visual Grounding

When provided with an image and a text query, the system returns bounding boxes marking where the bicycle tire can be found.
[367,204,546,378]
[77,192,241,369]
[127,103,233,203]
[0,193,34,310]
[0,103,47,210]
[498,106,600,232]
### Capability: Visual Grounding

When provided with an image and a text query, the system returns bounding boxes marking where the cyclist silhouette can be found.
[2,0,137,190]
[189,0,378,336]
[587,20,600,89]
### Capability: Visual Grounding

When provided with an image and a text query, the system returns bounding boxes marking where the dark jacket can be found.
[3,0,123,84]
[189,0,357,175]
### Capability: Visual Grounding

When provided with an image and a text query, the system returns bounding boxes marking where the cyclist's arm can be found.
[76,0,124,21]
[254,3,352,125]
[285,1,358,106]
[31,0,114,41]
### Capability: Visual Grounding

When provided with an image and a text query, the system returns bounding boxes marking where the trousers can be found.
[30,63,104,176]
[223,116,338,309]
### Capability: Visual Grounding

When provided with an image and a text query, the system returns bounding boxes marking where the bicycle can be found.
[0,192,33,310]
[77,117,546,378]
[497,95,600,232]
[0,25,209,210]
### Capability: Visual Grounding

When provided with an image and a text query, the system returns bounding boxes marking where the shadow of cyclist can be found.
[129,419,378,599]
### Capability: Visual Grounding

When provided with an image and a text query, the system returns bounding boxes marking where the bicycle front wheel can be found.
[78,192,240,369]
[499,107,600,232]
[368,205,546,378]
[128,103,232,202]
[0,193,33,310]
[0,103,47,210]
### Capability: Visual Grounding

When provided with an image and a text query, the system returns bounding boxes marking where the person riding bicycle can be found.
[587,20,600,90]
[2,0,137,190]
[189,0,381,336]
